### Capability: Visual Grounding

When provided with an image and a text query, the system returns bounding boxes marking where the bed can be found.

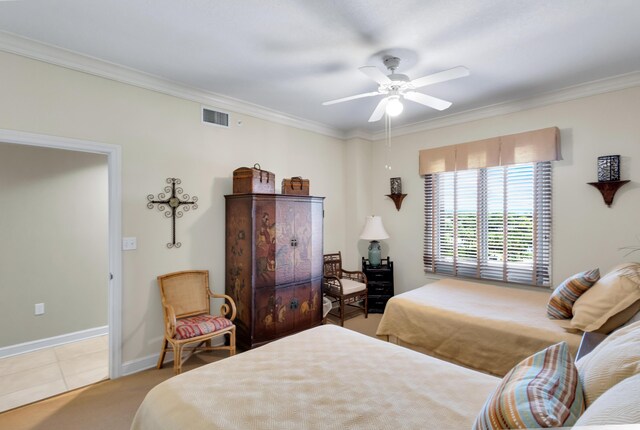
[131,324,499,430]
[376,278,582,376]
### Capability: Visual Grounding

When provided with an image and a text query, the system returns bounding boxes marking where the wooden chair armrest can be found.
[163,303,177,338]
[323,275,344,295]
[341,270,367,284]
[209,291,237,321]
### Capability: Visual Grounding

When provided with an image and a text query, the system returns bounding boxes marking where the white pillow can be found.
[571,263,640,332]
[573,373,640,426]
[575,320,640,406]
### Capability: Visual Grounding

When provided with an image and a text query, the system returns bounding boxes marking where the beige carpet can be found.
[0,313,382,430]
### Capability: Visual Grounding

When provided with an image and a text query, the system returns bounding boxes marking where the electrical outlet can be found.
[35,303,45,315]
[122,237,137,251]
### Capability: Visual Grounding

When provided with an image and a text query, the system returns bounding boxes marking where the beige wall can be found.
[371,86,640,294]
[0,143,108,347]
[343,137,373,269]
[0,51,349,363]
[2,46,639,365]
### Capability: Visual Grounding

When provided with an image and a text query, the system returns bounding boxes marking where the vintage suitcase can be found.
[233,164,275,194]
[281,176,310,195]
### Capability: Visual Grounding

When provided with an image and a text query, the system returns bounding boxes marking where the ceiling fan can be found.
[323,56,470,122]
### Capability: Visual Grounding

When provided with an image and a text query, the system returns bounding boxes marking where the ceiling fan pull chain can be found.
[385,114,392,170]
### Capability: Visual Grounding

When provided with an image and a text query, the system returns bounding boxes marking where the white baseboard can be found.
[0,325,109,359]
[121,338,226,376]
[122,353,163,376]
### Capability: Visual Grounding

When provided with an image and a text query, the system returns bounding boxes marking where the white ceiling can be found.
[0,0,639,136]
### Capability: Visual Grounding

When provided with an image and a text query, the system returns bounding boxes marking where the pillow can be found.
[622,303,640,327]
[575,320,640,406]
[595,298,640,334]
[473,342,584,429]
[573,373,640,426]
[571,263,640,332]
[550,318,580,332]
[547,268,600,319]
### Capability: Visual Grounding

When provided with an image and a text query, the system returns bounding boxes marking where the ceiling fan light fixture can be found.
[322,57,468,122]
[385,97,403,117]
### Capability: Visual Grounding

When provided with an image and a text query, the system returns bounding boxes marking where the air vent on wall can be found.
[202,107,229,127]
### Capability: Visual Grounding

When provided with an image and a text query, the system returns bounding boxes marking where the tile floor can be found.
[0,335,108,413]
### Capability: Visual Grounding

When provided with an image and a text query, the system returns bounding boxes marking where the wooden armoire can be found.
[225,193,324,349]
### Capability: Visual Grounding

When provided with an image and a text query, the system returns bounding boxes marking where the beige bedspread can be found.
[131,325,498,430]
[376,278,582,376]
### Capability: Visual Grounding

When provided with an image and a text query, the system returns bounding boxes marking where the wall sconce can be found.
[598,155,620,182]
[386,177,407,211]
[588,155,629,207]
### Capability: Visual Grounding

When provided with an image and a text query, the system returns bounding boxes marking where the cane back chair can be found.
[157,270,236,374]
[323,252,368,326]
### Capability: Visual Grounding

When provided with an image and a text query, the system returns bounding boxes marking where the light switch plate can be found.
[35,303,45,315]
[122,237,137,250]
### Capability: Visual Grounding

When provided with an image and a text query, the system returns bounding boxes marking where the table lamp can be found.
[360,215,389,267]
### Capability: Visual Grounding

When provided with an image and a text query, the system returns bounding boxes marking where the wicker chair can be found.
[157,270,236,374]
[323,252,368,326]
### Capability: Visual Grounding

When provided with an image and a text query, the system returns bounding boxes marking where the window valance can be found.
[419,127,561,175]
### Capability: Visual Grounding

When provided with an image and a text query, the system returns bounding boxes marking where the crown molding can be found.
[0,31,345,140]
[343,129,375,141]
[370,71,640,141]
[2,31,638,144]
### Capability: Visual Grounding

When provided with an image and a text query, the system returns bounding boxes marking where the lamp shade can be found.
[360,216,389,241]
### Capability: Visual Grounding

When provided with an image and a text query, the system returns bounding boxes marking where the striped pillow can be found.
[547,269,600,319]
[473,342,585,429]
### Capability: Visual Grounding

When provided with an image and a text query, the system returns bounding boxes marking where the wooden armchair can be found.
[157,270,236,374]
[323,252,368,326]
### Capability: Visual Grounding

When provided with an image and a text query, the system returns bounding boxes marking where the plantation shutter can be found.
[424,161,552,287]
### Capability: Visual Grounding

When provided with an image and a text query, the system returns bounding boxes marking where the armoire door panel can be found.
[275,198,295,285]
[225,197,254,329]
[254,288,277,342]
[310,201,324,280]
[254,198,276,289]
[274,284,297,336]
[294,281,322,330]
[293,200,312,282]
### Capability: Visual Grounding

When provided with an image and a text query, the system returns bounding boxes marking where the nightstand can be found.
[362,257,394,313]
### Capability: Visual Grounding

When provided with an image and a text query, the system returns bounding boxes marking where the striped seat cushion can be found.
[473,342,584,429]
[175,315,233,340]
[547,268,600,319]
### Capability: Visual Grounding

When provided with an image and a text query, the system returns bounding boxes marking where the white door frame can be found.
[0,128,123,379]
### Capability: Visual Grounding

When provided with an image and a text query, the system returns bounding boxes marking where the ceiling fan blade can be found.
[359,66,391,85]
[404,91,452,111]
[368,97,389,122]
[322,91,380,106]
[410,66,470,89]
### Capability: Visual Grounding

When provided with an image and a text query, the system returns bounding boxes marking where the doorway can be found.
[0,129,122,410]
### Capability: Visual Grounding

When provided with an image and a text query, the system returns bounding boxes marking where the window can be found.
[424,162,551,287]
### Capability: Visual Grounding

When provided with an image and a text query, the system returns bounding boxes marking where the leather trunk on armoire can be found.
[225,193,324,349]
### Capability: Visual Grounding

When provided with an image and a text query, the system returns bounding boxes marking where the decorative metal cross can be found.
[147,178,198,248]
